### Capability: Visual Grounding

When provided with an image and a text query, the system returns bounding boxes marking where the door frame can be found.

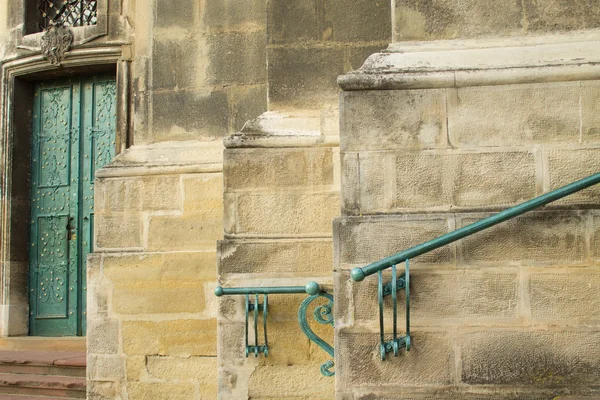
[0,47,131,336]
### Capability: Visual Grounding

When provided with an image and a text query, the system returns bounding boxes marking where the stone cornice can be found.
[338,31,600,91]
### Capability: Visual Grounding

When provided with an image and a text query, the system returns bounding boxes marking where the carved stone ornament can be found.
[41,22,74,66]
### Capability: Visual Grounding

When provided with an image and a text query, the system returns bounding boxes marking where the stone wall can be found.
[335,37,600,399]
[215,1,392,398]
[393,0,600,42]
[87,143,223,399]
[217,124,340,399]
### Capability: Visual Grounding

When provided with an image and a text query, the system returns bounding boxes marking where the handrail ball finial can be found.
[351,267,366,282]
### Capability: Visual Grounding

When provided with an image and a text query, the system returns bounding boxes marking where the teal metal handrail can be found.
[351,171,600,361]
[214,282,335,376]
[351,172,600,282]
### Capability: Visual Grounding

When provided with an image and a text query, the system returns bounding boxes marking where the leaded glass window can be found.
[37,0,98,31]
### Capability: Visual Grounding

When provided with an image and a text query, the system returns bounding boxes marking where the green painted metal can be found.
[29,75,116,336]
[353,171,600,361]
[351,171,600,282]
[298,292,334,376]
[245,294,269,357]
[215,286,312,296]
[215,282,335,376]
[378,261,410,360]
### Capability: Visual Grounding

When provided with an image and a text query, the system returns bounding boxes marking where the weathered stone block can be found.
[268,47,345,109]
[248,365,333,398]
[103,252,217,282]
[348,44,390,72]
[125,356,146,381]
[335,216,452,266]
[324,0,391,42]
[152,38,197,91]
[460,211,586,264]
[269,0,389,43]
[88,355,125,381]
[183,173,223,212]
[581,80,600,142]
[204,0,266,32]
[448,82,580,147]
[218,322,246,363]
[146,355,217,385]
[394,0,523,41]
[524,0,600,33]
[546,149,600,206]
[95,178,142,212]
[461,330,600,385]
[259,321,312,365]
[337,331,454,386]
[231,84,268,132]
[140,175,181,211]
[88,318,119,354]
[393,152,449,210]
[122,319,217,356]
[452,151,536,207]
[359,154,388,211]
[152,89,229,141]
[355,150,536,213]
[341,89,447,152]
[87,381,119,400]
[230,192,339,236]
[267,0,320,44]
[155,0,195,27]
[95,214,142,250]
[113,281,206,315]
[593,215,600,260]
[207,32,267,86]
[147,210,223,251]
[218,239,333,274]
[530,268,600,323]
[225,148,334,190]
[353,269,519,324]
[127,382,196,400]
[341,152,360,215]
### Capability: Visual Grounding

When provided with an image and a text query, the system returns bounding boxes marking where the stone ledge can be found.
[96,140,224,178]
[338,32,600,91]
[224,111,339,149]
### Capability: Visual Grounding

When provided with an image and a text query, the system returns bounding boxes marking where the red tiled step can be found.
[0,395,72,399]
[0,351,85,377]
[0,373,85,398]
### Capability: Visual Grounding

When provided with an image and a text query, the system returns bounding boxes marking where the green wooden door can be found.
[29,75,116,336]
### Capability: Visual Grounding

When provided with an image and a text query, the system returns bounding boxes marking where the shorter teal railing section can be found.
[214,282,335,376]
[350,171,600,360]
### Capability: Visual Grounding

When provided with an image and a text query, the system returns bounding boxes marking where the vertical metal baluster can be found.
[254,293,259,357]
[378,270,385,360]
[263,294,269,357]
[405,259,411,351]
[245,294,250,357]
[391,264,398,356]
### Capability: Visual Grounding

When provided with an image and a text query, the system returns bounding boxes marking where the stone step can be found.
[0,351,85,377]
[0,373,85,398]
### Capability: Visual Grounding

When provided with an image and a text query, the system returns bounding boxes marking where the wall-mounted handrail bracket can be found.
[215,282,335,376]
[378,260,410,360]
[245,294,268,357]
